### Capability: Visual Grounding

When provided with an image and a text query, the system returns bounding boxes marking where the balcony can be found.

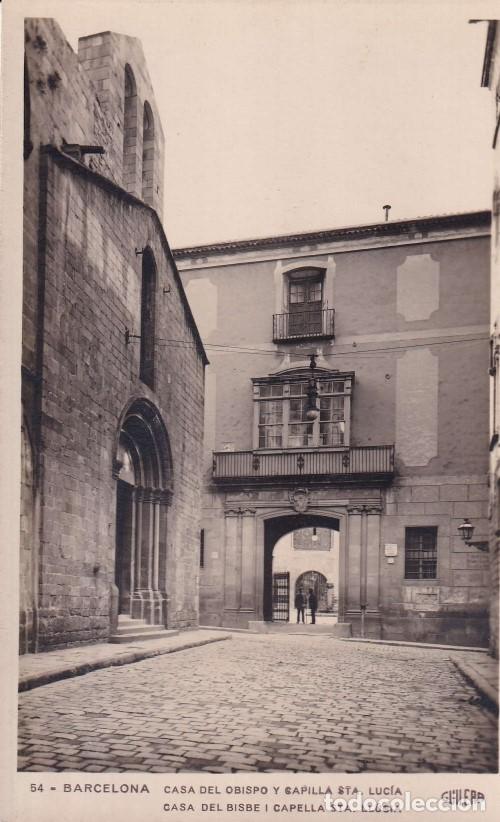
[212,445,395,486]
[272,307,335,342]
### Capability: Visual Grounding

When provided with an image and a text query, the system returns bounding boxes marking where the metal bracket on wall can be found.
[125,328,141,345]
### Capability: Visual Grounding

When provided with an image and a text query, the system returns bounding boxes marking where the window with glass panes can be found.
[257,383,285,448]
[254,376,351,449]
[288,275,323,336]
[404,527,437,579]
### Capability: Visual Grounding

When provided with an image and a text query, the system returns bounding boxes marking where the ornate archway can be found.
[263,513,340,622]
[113,399,173,625]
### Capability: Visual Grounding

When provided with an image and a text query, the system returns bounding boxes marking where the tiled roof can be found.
[173,210,491,259]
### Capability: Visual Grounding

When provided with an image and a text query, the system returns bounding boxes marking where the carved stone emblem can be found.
[289,487,309,513]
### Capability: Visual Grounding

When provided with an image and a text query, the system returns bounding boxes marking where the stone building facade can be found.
[175,212,491,647]
[20,19,207,652]
[478,19,500,658]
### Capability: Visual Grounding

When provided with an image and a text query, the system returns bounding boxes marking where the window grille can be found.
[404,527,437,579]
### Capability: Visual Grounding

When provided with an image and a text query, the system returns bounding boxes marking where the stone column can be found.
[122,486,136,616]
[224,509,242,609]
[133,487,144,593]
[139,489,154,591]
[158,490,171,592]
[131,487,144,619]
[241,509,257,610]
[152,491,161,591]
[157,490,171,626]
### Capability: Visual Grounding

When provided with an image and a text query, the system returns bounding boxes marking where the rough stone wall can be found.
[23,18,115,376]
[19,420,36,654]
[78,31,165,216]
[23,18,165,370]
[22,18,204,650]
[380,477,489,647]
[33,151,204,649]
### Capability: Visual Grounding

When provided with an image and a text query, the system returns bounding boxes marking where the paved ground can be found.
[18,629,230,691]
[18,634,498,773]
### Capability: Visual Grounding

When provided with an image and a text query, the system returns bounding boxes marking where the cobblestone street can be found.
[18,635,498,773]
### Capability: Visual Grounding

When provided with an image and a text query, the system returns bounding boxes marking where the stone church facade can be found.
[175,211,492,647]
[20,19,207,652]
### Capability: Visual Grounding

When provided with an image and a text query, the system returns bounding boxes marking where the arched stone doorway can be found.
[263,513,341,622]
[113,399,173,626]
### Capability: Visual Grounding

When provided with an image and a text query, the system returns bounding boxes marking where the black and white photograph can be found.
[1,0,500,819]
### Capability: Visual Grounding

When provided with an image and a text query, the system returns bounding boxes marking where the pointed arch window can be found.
[140,249,156,389]
[142,101,155,204]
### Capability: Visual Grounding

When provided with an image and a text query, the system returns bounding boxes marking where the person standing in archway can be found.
[295,587,306,623]
[308,587,318,625]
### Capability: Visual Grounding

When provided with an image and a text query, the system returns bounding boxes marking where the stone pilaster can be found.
[241,509,257,610]
[366,505,382,611]
[347,503,382,614]
[347,505,362,611]
[224,509,241,609]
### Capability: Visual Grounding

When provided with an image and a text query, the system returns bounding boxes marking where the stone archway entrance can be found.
[113,400,173,626]
[263,514,340,622]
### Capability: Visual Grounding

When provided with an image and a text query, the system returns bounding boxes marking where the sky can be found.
[10,0,500,246]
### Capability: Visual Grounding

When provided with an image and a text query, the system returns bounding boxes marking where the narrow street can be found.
[18,635,497,773]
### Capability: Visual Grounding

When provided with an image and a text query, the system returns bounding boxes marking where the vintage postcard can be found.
[1,0,499,820]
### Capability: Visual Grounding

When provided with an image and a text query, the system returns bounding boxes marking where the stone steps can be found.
[109,615,179,644]
[247,621,352,636]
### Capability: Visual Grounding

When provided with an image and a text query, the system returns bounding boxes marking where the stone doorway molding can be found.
[112,398,173,627]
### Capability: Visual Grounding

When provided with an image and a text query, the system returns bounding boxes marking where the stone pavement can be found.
[18,630,231,692]
[450,653,498,711]
[18,634,497,773]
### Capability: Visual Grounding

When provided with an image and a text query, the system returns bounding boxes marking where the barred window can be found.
[404,527,437,579]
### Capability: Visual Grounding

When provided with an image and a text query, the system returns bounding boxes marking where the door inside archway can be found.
[114,401,172,626]
[263,515,340,623]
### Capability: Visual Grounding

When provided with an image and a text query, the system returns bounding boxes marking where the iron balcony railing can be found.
[212,445,395,484]
[272,307,335,342]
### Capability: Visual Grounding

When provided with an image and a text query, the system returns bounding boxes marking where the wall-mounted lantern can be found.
[305,353,319,421]
[311,527,319,543]
[457,518,489,552]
